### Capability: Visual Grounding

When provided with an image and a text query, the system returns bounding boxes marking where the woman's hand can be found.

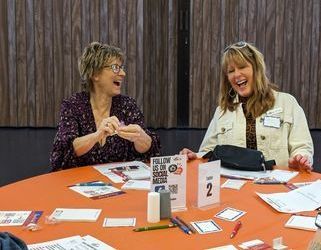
[179,148,197,160]
[117,124,143,142]
[117,124,152,153]
[96,116,121,140]
[288,154,313,172]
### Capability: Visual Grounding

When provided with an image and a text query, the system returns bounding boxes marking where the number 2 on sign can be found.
[197,161,220,208]
[206,182,213,197]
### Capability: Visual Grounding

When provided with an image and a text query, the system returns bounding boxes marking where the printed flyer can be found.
[150,154,187,211]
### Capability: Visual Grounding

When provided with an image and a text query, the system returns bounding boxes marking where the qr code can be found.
[168,184,178,194]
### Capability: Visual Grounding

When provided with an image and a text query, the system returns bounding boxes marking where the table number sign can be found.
[150,155,187,211]
[197,160,220,208]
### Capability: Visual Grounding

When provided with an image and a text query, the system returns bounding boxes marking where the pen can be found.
[175,216,196,234]
[75,183,109,186]
[230,221,242,239]
[170,217,192,235]
[254,181,287,185]
[133,224,176,232]
[71,181,111,187]
[111,169,129,181]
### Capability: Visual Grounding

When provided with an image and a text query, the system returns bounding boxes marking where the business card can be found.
[214,207,246,221]
[190,219,222,234]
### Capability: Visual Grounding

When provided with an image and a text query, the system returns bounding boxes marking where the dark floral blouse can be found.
[49,91,161,171]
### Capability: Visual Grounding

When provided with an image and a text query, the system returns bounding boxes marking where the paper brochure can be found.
[256,180,321,213]
[94,161,151,183]
[28,235,115,250]
[150,155,187,211]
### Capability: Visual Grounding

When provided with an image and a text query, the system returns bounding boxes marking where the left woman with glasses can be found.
[50,42,160,171]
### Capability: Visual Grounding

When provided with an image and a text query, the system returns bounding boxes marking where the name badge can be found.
[263,116,281,128]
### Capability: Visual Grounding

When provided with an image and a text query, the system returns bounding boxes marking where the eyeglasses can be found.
[104,64,125,74]
[224,41,248,53]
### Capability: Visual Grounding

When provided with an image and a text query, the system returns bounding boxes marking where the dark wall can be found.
[1,0,321,128]
[1,128,320,187]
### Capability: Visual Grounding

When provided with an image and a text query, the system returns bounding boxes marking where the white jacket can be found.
[199,91,314,167]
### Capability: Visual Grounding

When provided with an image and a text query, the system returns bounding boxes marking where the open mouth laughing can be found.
[113,80,122,87]
[236,79,247,87]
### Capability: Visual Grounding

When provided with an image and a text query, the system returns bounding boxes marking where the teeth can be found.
[236,80,247,85]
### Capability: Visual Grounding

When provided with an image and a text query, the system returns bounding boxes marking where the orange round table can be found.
[0,159,319,249]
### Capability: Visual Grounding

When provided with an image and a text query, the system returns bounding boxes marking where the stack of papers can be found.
[94,161,151,183]
[28,235,115,250]
[220,167,298,182]
[256,180,321,213]
[69,183,125,199]
[49,208,101,222]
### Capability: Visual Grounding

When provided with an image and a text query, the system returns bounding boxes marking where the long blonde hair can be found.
[219,42,276,118]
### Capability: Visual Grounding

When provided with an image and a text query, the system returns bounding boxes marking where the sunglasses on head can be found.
[224,41,248,53]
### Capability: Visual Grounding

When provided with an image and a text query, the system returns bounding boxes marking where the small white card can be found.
[121,180,150,191]
[221,179,246,190]
[0,211,32,226]
[239,239,265,249]
[205,245,238,250]
[191,219,222,234]
[285,215,317,231]
[49,208,101,222]
[103,218,136,227]
[197,160,220,208]
[215,207,246,221]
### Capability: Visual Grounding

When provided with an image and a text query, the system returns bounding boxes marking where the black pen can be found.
[170,217,191,235]
[175,216,196,234]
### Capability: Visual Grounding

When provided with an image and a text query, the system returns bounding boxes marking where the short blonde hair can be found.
[219,42,276,118]
[78,42,124,91]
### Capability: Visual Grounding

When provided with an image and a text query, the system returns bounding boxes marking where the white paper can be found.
[292,181,316,188]
[221,179,246,190]
[0,211,32,226]
[220,168,298,182]
[28,235,115,250]
[191,219,222,234]
[239,239,265,249]
[150,155,187,211]
[214,207,246,221]
[49,208,102,222]
[256,180,321,213]
[93,161,151,183]
[121,180,151,190]
[103,218,136,227]
[69,185,123,199]
[205,245,238,250]
[285,215,318,231]
[197,160,220,208]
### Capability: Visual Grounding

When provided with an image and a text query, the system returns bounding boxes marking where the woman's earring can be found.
[228,88,236,98]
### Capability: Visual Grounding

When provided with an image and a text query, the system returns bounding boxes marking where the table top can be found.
[0,159,319,249]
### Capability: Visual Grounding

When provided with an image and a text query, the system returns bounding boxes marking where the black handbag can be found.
[202,145,275,171]
[0,232,28,250]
